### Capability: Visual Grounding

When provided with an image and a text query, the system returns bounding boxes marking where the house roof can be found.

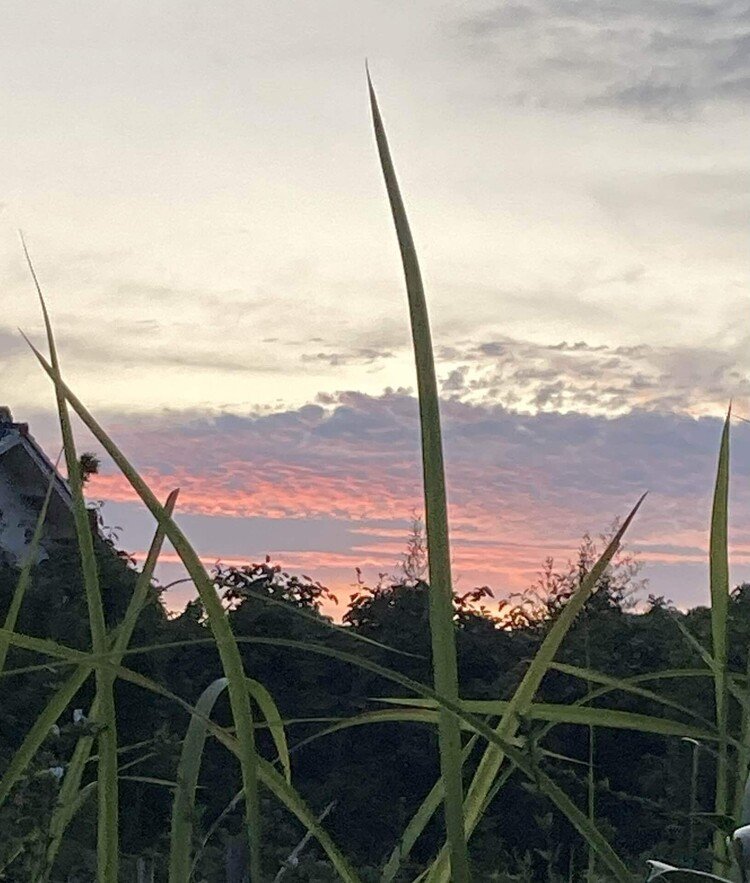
[0,418,73,513]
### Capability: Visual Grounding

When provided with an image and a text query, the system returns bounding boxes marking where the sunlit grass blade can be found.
[0,621,634,881]
[670,612,716,671]
[20,237,119,883]
[379,698,719,742]
[129,646,629,880]
[734,652,750,824]
[710,407,731,873]
[426,496,645,881]
[43,490,178,880]
[169,675,292,883]
[174,639,632,880]
[548,662,714,727]
[646,860,732,881]
[0,457,59,674]
[381,739,479,883]
[383,662,710,881]
[382,667,727,880]
[379,661,718,734]
[501,738,633,882]
[111,489,180,656]
[247,677,291,784]
[367,69,469,882]
[22,339,264,880]
[0,625,361,882]
[169,677,228,883]
[668,619,750,728]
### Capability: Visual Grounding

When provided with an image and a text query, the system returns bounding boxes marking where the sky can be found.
[1,0,750,615]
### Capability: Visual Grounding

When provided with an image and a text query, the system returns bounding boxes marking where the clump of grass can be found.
[367,70,470,882]
[0,77,745,883]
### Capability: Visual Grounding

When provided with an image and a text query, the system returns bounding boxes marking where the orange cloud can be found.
[82,393,750,612]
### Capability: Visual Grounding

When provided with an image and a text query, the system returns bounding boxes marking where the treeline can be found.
[0,530,745,881]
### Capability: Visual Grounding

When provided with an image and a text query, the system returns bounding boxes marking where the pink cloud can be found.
[82,391,750,609]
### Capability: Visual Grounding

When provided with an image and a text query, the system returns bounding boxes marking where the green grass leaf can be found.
[247,677,291,785]
[427,495,645,881]
[367,69,469,882]
[42,490,177,879]
[23,336,264,879]
[21,237,119,883]
[379,698,720,742]
[169,677,229,883]
[710,407,731,872]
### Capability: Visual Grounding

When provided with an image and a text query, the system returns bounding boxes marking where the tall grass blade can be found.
[169,675,292,883]
[23,339,264,881]
[367,69,469,882]
[0,622,631,881]
[381,739,478,883]
[501,740,633,882]
[379,698,719,742]
[384,662,710,881]
[43,490,178,879]
[427,495,645,881]
[710,408,731,873]
[247,677,291,784]
[169,677,228,883]
[20,237,119,883]
[646,861,732,881]
[734,652,750,824]
[549,662,713,727]
[111,489,180,656]
[0,625,361,882]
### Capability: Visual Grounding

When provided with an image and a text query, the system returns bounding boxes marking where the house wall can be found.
[0,468,48,564]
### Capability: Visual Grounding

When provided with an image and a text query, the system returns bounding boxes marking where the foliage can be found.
[0,77,746,883]
[0,525,748,880]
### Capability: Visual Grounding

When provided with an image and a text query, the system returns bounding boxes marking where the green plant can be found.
[0,78,746,883]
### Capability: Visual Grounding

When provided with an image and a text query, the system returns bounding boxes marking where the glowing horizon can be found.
[2,2,749,614]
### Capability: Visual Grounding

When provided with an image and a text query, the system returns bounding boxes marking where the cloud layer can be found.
[436,335,750,416]
[457,0,750,114]
[74,390,750,612]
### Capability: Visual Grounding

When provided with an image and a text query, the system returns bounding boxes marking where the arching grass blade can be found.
[20,238,119,883]
[710,407,731,873]
[427,496,644,881]
[43,490,177,880]
[22,338,264,881]
[367,69,469,882]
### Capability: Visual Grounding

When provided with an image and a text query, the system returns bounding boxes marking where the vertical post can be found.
[226,834,249,883]
[682,738,701,859]
[136,856,154,883]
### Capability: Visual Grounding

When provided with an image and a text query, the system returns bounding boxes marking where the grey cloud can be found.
[443,367,470,391]
[15,323,286,376]
[455,0,750,115]
[437,333,750,416]
[43,388,750,603]
[300,347,394,367]
[80,390,750,564]
[0,329,26,358]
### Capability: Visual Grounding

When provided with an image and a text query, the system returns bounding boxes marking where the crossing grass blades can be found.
[0,75,748,881]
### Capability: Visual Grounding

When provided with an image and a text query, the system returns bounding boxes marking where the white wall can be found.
[0,469,49,564]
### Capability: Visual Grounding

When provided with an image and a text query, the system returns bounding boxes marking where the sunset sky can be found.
[2,1,750,614]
